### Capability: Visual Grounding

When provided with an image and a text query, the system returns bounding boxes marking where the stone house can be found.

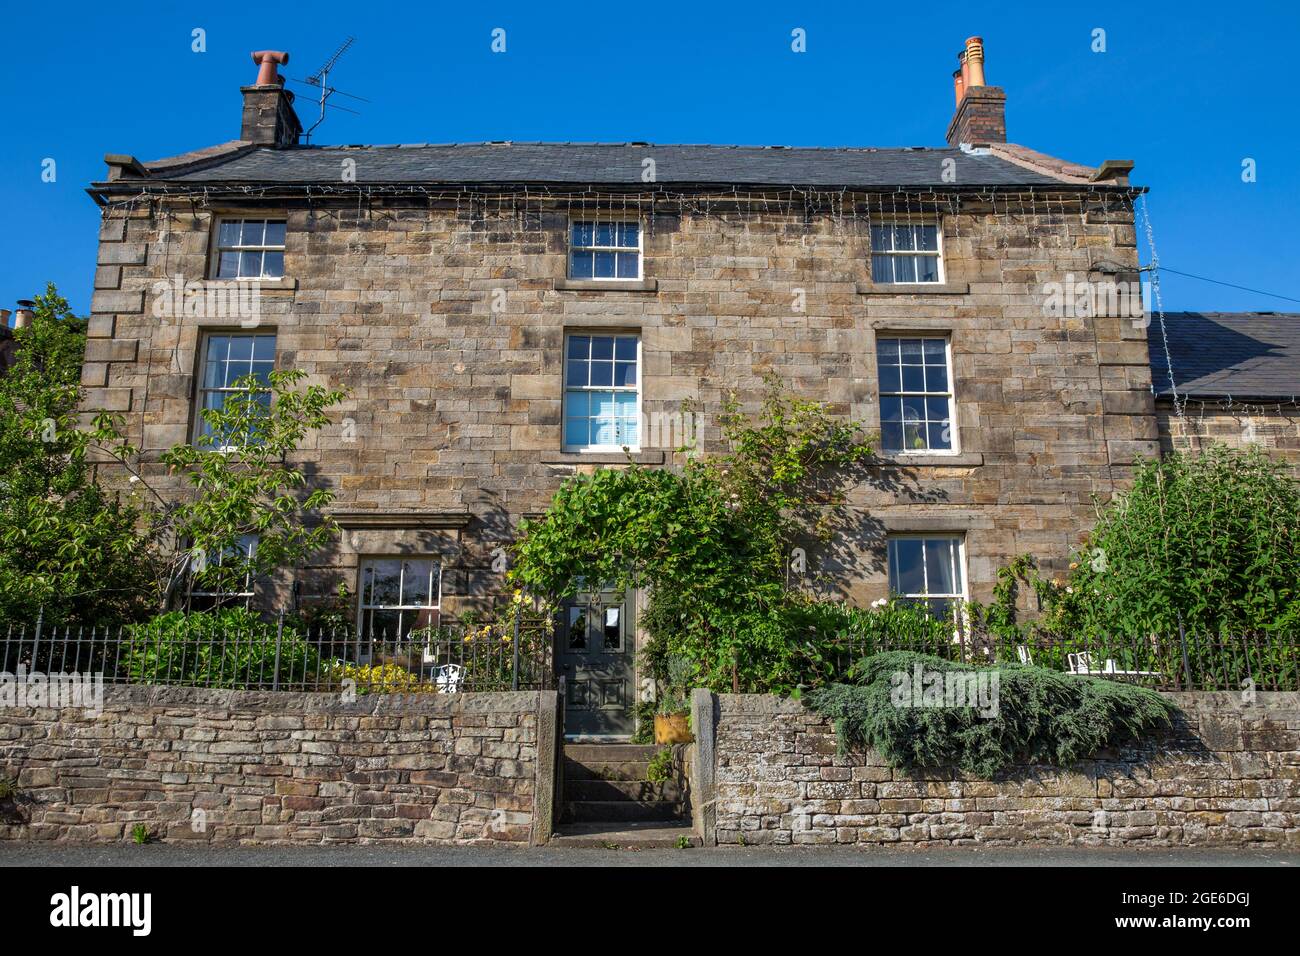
[81,38,1167,734]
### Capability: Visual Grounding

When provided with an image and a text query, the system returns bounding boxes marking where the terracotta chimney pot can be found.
[964,36,986,87]
[251,50,289,87]
[13,300,35,330]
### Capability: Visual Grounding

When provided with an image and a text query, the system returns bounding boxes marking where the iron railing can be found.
[814,625,1300,692]
[0,609,554,695]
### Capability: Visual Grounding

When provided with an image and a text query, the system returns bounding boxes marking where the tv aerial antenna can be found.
[291,37,369,143]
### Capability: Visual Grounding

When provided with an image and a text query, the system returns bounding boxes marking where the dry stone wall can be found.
[710,692,1300,847]
[0,685,556,845]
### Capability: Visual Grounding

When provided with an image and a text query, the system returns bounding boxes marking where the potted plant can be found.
[653,656,694,744]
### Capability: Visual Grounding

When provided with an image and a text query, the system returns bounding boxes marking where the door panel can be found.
[559,591,635,736]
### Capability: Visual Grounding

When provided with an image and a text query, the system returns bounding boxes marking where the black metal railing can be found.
[815,624,1300,692]
[0,609,554,696]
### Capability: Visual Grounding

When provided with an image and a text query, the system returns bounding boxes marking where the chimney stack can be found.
[12,300,35,330]
[946,36,1006,147]
[241,50,302,148]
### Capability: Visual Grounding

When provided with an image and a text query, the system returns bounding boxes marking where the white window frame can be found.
[562,332,642,453]
[568,217,643,281]
[188,533,258,608]
[355,558,443,645]
[212,217,287,280]
[193,331,277,449]
[876,334,959,455]
[886,534,968,622]
[870,220,945,284]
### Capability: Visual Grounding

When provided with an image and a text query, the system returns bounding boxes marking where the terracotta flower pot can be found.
[654,712,693,744]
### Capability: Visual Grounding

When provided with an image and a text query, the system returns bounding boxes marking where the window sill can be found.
[554,278,658,293]
[541,450,666,465]
[332,510,473,530]
[874,452,984,468]
[208,274,297,293]
[856,281,969,296]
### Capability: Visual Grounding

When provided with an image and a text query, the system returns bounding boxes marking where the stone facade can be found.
[82,188,1153,621]
[0,686,557,845]
[1156,398,1300,468]
[707,691,1300,847]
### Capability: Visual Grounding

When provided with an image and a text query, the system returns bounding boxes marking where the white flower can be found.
[128,475,140,483]
[871,597,888,608]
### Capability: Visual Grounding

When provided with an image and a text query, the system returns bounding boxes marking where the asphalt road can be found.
[3,844,1297,867]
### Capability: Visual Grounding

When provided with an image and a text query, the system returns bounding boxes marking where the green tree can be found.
[98,368,347,610]
[0,285,154,623]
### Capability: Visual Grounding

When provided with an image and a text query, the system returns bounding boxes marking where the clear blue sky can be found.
[1,0,1296,316]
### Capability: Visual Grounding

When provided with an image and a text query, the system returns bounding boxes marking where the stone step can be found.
[564,779,685,803]
[549,821,701,849]
[562,800,684,823]
[562,759,651,782]
[563,744,659,762]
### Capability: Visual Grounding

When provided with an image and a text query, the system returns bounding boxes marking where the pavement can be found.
[2,843,1298,867]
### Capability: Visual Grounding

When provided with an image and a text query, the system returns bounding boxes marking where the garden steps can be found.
[548,821,701,849]
[564,779,685,802]
[558,742,690,827]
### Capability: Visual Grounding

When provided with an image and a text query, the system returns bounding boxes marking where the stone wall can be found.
[0,686,558,845]
[1156,399,1300,468]
[82,190,1149,617]
[707,692,1300,847]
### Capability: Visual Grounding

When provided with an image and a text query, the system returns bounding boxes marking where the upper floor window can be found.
[887,535,966,622]
[214,219,286,280]
[196,332,276,446]
[870,223,942,284]
[357,558,441,643]
[569,221,641,280]
[876,336,955,453]
[564,333,640,451]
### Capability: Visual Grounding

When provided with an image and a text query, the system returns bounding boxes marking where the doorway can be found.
[558,590,636,738]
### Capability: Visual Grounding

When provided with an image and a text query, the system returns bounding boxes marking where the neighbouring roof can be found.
[122,141,1103,190]
[1147,312,1300,400]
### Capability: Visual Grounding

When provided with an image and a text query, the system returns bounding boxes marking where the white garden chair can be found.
[1068,651,1098,674]
[1068,651,1161,678]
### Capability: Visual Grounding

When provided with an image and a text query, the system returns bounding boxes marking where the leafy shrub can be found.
[322,660,437,694]
[654,656,693,716]
[785,599,957,686]
[646,747,675,783]
[124,608,321,689]
[1004,446,1300,638]
[807,651,1177,777]
[512,379,874,693]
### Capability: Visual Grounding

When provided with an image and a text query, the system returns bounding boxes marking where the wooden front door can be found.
[558,591,636,737]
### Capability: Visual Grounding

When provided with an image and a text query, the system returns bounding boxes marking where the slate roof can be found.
[1147,312,1300,400]
[151,142,1073,189]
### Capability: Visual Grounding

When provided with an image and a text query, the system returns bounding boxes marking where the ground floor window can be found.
[188,534,258,611]
[356,558,441,642]
[887,534,966,621]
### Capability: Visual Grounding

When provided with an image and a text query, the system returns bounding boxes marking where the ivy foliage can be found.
[511,378,874,693]
[808,651,1178,777]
